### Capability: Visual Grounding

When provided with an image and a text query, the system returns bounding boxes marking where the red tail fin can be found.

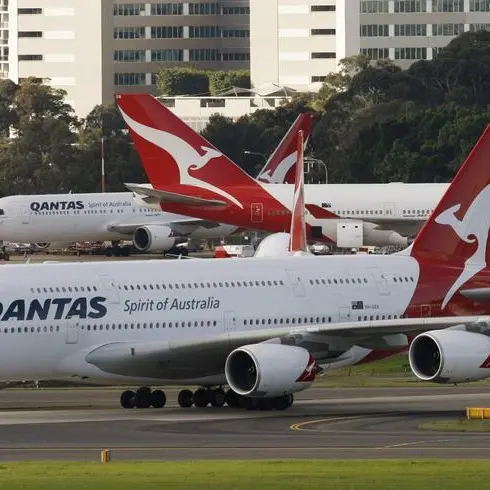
[116,93,256,193]
[256,113,314,184]
[410,123,490,309]
[289,130,307,252]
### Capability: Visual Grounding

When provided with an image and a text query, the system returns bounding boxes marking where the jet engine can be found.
[362,223,409,248]
[409,330,490,384]
[225,344,317,397]
[133,225,176,253]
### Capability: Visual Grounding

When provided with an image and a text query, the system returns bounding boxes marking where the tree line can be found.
[0,30,489,197]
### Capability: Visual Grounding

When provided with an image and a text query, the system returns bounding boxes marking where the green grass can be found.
[0,460,489,489]
[420,419,490,432]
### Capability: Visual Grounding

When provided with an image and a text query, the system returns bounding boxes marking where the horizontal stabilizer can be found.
[125,183,227,207]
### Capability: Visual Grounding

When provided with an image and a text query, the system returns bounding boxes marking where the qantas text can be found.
[0,297,107,322]
[30,201,84,212]
[124,297,220,315]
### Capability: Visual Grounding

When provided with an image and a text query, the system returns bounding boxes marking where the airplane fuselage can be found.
[0,253,486,386]
[0,193,237,243]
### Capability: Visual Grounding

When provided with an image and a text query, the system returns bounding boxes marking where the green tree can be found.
[208,70,250,95]
[157,67,209,96]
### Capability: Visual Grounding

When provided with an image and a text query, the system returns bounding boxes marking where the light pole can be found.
[101,136,105,193]
[243,150,267,163]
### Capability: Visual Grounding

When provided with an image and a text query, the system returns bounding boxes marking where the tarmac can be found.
[0,385,490,461]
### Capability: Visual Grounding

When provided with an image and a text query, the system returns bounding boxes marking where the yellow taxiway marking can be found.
[290,416,364,431]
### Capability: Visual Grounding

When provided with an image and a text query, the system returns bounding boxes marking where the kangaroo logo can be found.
[119,108,243,209]
[435,184,490,309]
[296,355,317,382]
[258,152,297,184]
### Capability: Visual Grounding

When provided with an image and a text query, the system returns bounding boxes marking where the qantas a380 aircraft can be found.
[1,126,490,412]
[0,113,312,254]
[118,94,448,248]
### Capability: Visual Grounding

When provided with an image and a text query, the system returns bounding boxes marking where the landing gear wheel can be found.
[241,396,260,411]
[135,386,152,409]
[209,389,225,408]
[258,398,274,411]
[120,390,135,409]
[225,389,240,408]
[193,388,209,408]
[150,389,166,408]
[178,389,194,408]
[273,394,293,410]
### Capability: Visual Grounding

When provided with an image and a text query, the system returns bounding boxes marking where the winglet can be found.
[289,130,307,253]
[256,113,314,184]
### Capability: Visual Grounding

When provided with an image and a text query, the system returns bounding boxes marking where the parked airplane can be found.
[0,112,312,255]
[1,123,490,413]
[117,94,449,249]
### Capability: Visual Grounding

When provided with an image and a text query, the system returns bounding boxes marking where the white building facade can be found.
[4,0,250,117]
[250,0,490,92]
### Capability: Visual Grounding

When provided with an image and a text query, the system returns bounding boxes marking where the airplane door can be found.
[224,311,236,332]
[286,269,306,297]
[420,304,431,317]
[384,203,395,217]
[65,321,79,344]
[251,203,263,223]
[369,267,390,296]
[98,275,120,304]
[339,307,351,322]
[20,205,30,224]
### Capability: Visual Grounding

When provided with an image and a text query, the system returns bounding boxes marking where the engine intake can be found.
[225,343,316,397]
[133,225,176,253]
[409,330,490,384]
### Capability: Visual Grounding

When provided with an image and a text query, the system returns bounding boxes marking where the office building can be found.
[5,0,250,116]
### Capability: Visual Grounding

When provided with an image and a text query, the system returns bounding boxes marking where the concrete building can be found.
[5,0,250,116]
[250,0,490,92]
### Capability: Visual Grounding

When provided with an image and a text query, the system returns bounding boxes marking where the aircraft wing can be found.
[125,183,227,207]
[85,315,490,379]
[107,218,222,236]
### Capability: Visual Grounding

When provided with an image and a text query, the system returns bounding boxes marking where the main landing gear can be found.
[119,386,294,411]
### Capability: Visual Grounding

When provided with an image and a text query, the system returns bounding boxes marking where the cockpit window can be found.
[0,209,4,215]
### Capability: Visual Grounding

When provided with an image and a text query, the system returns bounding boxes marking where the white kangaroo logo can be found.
[258,152,297,184]
[119,108,243,209]
[435,184,490,309]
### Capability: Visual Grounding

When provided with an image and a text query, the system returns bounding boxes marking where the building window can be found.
[114,72,146,86]
[189,25,221,38]
[311,75,327,82]
[18,8,42,14]
[189,48,221,61]
[18,54,43,61]
[394,1,427,12]
[222,28,250,38]
[470,23,490,31]
[151,26,183,38]
[222,52,250,61]
[360,1,389,13]
[361,47,390,60]
[360,24,389,36]
[311,5,336,11]
[311,28,336,35]
[114,49,146,62]
[189,3,219,15]
[150,3,183,15]
[113,27,145,39]
[394,47,427,60]
[311,52,336,58]
[18,31,43,38]
[222,6,250,14]
[432,23,465,35]
[432,0,464,11]
[470,0,490,10]
[151,49,183,61]
[113,3,145,15]
[394,24,427,36]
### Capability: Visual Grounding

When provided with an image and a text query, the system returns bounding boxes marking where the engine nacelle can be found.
[409,330,490,384]
[225,344,317,397]
[133,225,176,253]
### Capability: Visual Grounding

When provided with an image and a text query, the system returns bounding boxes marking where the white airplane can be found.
[118,94,449,248]
[0,115,313,255]
[1,126,490,413]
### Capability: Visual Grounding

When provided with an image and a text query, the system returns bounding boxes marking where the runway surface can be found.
[1,386,490,461]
